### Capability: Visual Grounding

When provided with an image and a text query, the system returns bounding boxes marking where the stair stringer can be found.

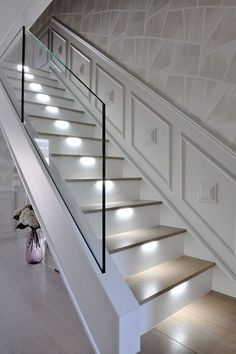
[45,19,236,286]
[0,83,140,354]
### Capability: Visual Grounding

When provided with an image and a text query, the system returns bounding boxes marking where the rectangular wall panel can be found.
[131,94,171,188]
[70,44,91,99]
[96,65,125,137]
[51,30,67,72]
[181,135,236,253]
[33,31,49,69]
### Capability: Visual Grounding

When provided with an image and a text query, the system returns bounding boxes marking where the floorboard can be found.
[141,290,236,354]
[0,237,94,354]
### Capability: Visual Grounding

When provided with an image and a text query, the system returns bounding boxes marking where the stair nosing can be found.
[107,225,187,254]
[51,153,123,160]
[6,70,58,82]
[139,262,215,304]
[38,132,109,142]
[3,65,53,75]
[65,177,142,182]
[8,76,62,88]
[14,87,69,98]
[83,200,162,214]
[29,115,95,126]
[22,92,74,102]
[126,256,215,305]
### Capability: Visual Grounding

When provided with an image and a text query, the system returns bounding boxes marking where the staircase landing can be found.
[141,290,236,354]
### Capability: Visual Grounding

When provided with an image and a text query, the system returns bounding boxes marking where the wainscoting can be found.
[36,18,236,282]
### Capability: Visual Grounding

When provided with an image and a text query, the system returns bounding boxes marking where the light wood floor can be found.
[141,291,236,354]
[0,237,93,354]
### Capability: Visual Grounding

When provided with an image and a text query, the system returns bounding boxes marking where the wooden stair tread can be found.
[38,132,109,142]
[4,67,57,81]
[107,225,186,253]
[15,87,73,100]
[65,177,141,182]
[24,101,84,113]
[8,75,59,86]
[29,115,95,126]
[51,153,123,160]
[3,64,50,75]
[83,200,162,214]
[126,256,215,305]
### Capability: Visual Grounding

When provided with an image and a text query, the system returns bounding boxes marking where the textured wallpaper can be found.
[32,0,236,150]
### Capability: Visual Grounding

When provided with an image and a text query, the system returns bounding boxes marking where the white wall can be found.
[0,0,52,55]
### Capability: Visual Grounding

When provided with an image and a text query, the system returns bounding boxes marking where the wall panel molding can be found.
[69,44,92,99]
[51,29,67,72]
[181,134,236,254]
[130,93,171,189]
[95,65,125,138]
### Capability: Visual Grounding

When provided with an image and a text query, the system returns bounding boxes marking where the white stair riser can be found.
[31,117,95,137]
[140,269,213,335]
[16,91,79,109]
[12,80,69,98]
[40,135,109,155]
[86,204,161,236]
[53,156,123,178]
[67,180,141,204]
[25,104,86,121]
[111,235,184,277]
[3,68,59,86]
[3,62,54,79]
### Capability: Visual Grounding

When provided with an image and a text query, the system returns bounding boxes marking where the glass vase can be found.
[26,229,43,264]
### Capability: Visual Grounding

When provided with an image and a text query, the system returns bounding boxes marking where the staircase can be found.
[3,60,215,321]
[0,25,235,354]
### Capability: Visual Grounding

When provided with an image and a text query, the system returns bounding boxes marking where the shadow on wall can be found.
[0,128,16,190]
[31,0,236,151]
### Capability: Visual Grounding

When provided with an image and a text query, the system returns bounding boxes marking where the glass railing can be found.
[0,27,106,273]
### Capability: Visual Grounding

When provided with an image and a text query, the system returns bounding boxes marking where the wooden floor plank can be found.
[140,291,236,354]
[184,291,236,334]
[0,237,93,354]
[140,329,195,354]
[156,314,236,354]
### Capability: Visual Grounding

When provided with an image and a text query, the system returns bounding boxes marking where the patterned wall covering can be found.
[0,129,16,189]
[31,0,236,150]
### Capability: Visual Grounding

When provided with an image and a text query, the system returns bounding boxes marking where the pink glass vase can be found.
[26,229,43,264]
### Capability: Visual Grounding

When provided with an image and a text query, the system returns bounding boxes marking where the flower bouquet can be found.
[13,205,43,264]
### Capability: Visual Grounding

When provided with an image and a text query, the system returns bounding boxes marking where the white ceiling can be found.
[0,0,51,54]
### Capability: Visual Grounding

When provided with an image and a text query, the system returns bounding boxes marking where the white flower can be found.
[19,207,40,229]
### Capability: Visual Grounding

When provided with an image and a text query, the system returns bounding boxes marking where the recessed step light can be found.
[54,120,69,129]
[29,83,42,91]
[80,157,96,166]
[141,241,158,252]
[170,282,187,296]
[46,106,59,114]
[25,73,34,80]
[66,137,82,147]
[17,64,29,72]
[36,93,50,103]
[96,180,114,192]
[116,208,133,219]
